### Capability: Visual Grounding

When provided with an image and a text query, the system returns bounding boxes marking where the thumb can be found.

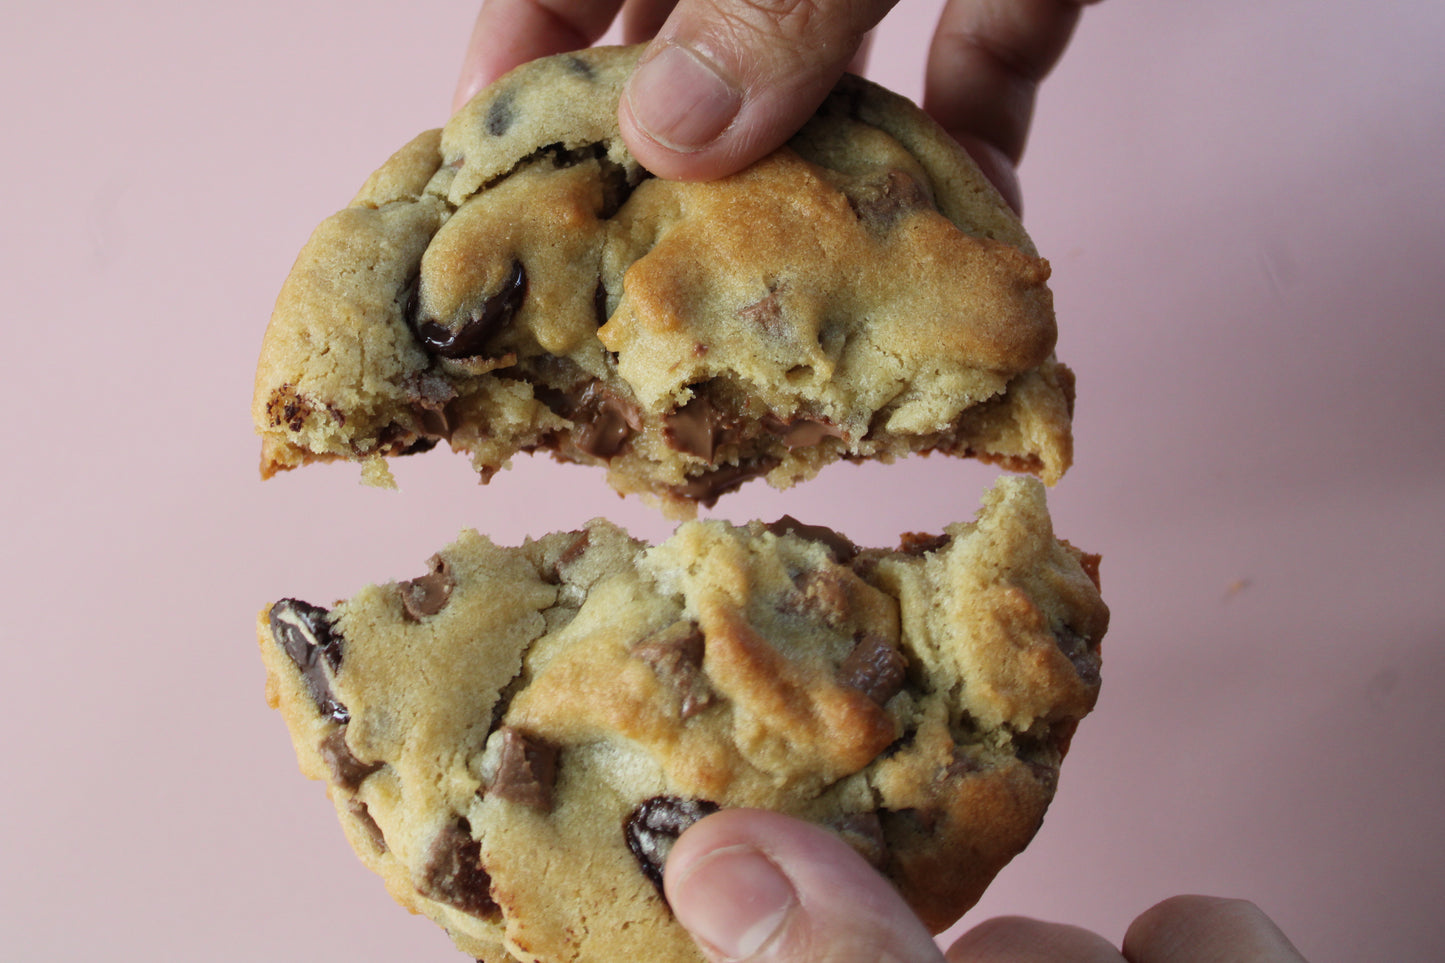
[664,809,946,963]
[619,0,898,180]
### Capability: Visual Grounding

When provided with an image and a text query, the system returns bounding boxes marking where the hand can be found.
[663,809,1310,962]
[453,0,1104,211]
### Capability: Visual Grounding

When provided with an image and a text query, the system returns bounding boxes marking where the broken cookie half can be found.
[253,45,1075,517]
[258,477,1106,963]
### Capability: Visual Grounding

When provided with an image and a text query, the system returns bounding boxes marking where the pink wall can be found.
[3,1,1442,959]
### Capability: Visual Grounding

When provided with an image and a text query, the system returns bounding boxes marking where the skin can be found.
[455,5,1310,958]
[452,0,1106,212]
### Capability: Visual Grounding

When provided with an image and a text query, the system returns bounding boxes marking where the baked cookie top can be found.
[253,45,1074,516]
[258,477,1106,962]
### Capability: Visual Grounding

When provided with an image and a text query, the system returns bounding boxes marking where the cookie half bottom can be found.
[258,477,1106,961]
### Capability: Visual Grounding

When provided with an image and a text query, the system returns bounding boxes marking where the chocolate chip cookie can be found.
[253,45,1075,516]
[258,477,1106,962]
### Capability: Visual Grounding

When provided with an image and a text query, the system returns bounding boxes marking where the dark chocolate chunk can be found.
[765,516,859,563]
[400,554,456,620]
[1054,625,1100,687]
[837,634,907,705]
[485,89,515,136]
[625,796,720,894]
[268,599,349,723]
[488,727,558,812]
[631,621,715,719]
[320,728,383,792]
[419,819,497,918]
[414,259,527,359]
[563,54,594,80]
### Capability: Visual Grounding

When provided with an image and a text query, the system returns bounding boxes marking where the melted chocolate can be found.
[268,599,349,723]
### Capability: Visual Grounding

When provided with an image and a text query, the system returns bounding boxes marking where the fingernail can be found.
[626,43,743,152]
[672,844,796,960]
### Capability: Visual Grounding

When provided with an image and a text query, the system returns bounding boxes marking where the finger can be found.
[453,0,626,111]
[1122,896,1309,963]
[621,0,679,44]
[665,809,946,963]
[945,916,1125,963]
[924,0,1101,210]
[618,0,900,180]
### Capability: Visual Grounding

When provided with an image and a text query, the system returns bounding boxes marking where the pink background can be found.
[4,1,1443,959]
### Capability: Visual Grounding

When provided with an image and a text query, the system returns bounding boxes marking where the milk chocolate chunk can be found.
[485,89,515,137]
[766,516,859,563]
[662,394,731,462]
[419,820,497,918]
[833,812,888,869]
[489,727,558,812]
[787,569,854,629]
[320,728,382,791]
[570,382,640,458]
[849,169,933,232]
[898,531,951,556]
[400,554,455,620]
[268,599,349,723]
[838,633,907,705]
[625,796,720,894]
[414,259,526,359]
[631,621,715,719]
[671,457,779,507]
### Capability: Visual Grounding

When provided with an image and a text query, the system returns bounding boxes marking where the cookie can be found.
[258,476,1106,962]
[253,45,1075,516]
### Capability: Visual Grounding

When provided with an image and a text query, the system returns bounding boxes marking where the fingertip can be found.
[665,810,944,963]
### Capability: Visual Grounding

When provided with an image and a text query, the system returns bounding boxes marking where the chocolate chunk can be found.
[670,457,779,507]
[837,634,907,705]
[662,394,735,462]
[786,569,853,629]
[765,516,859,563]
[592,281,610,327]
[418,819,497,918]
[1054,625,1100,687]
[761,414,846,450]
[485,89,515,136]
[570,381,640,459]
[849,169,933,232]
[563,54,595,80]
[268,599,349,723]
[320,728,382,792]
[944,747,985,779]
[625,796,720,894]
[344,798,387,853]
[488,727,558,812]
[898,531,951,556]
[414,259,526,359]
[739,284,786,333]
[832,812,888,869]
[400,554,455,620]
[631,621,715,719]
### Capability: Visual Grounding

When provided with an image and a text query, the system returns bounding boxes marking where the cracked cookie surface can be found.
[258,477,1106,962]
[253,45,1075,516]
